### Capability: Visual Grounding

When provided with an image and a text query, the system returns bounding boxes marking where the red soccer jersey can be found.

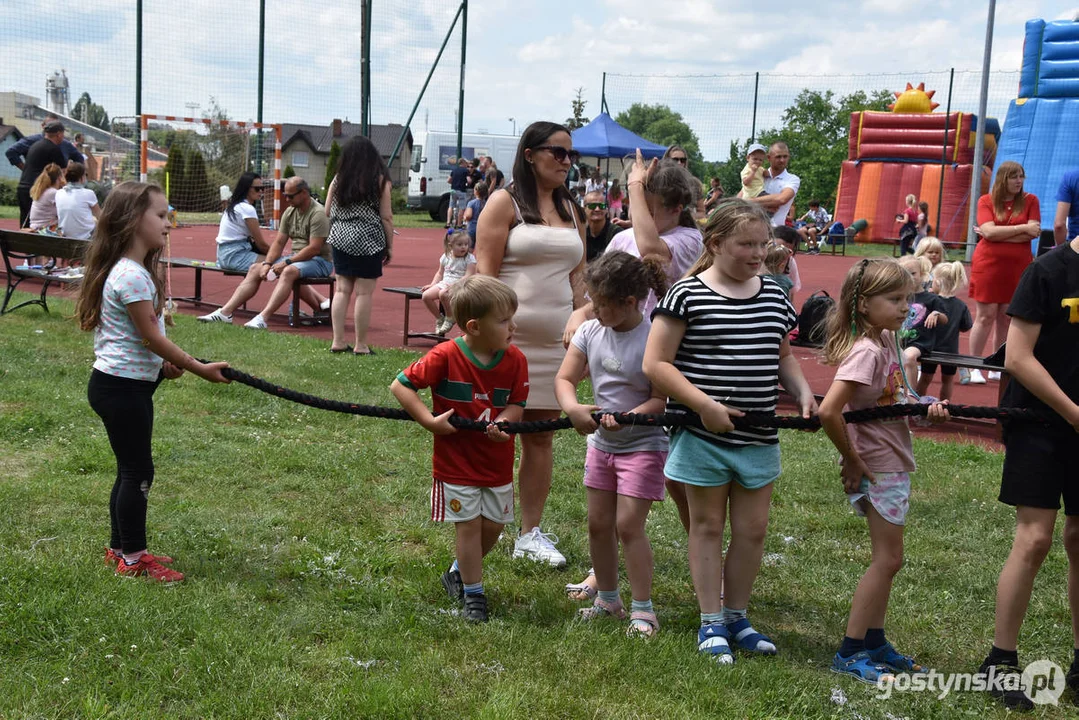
[398,337,529,487]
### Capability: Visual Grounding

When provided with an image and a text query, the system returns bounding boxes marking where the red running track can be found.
[2,219,1004,446]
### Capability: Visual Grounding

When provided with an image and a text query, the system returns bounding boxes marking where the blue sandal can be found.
[726,617,777,655]
[868,642,927,673]
[831,651,895,684]
[698,623,735,665]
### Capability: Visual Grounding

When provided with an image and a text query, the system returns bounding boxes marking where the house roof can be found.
[0,124,24,143]
[276,121,412,158]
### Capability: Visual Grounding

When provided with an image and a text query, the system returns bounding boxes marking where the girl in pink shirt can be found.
[818,258,950,683]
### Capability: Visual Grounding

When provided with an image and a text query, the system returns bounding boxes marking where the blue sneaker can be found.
[698,622,734,665]
[868,642,927,673]
[831,651,895,685]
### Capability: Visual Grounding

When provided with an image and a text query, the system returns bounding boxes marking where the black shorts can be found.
[999,425,1079,515]
[919,361,957,377]
[332,247,384,279]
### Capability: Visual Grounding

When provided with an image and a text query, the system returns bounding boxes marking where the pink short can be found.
[583,446,667,501]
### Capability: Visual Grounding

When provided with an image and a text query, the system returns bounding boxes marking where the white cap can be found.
[747,142,768,156]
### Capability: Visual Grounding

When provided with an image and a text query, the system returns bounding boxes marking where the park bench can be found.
[0,229,88,315]
[163,257,334,327]
[382,286,448,346]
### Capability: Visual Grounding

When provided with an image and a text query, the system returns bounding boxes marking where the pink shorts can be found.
[583,446,667,501]
[848,472,910,526]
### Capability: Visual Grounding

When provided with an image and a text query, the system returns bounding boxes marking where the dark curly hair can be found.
[584,251,669,304]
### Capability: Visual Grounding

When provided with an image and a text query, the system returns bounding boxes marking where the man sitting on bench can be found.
[199,178,331,327]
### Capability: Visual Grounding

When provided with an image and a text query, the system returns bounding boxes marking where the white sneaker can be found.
[319,299,331,311]
[512,527,567,568]
[968,369,987,385]
[243,315,267,329]
[198,309,232,323]
[987,370,1001,382]
[435,314,447,335]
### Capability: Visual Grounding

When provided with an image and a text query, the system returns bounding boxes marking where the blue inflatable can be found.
[996,18,1079,240]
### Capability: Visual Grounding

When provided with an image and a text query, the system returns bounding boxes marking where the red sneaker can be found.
[115,555,184,583]
[104,548,174,566]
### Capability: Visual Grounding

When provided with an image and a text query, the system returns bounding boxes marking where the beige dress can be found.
[498,200,583,410]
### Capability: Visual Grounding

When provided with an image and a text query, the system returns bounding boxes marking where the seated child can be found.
[898,255,947,386]
[390,275,529,623]
[797,200,832,254]
[739,143,768,199]
[422,231,477,335]
[914,261,972,402]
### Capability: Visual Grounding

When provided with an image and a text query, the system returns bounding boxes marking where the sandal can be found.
[726,617,777,655]
[578,596,625,621]
[330,345,354,354]
[868,642,927,673]
[698,622,734,665]
[626,610,659,638]
[565,569,597,601]
[831,650,895,685]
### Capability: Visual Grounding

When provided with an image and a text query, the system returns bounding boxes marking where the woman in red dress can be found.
[967,161,1041,383]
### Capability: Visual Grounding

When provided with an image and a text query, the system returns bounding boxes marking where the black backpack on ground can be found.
[791,290,835,348]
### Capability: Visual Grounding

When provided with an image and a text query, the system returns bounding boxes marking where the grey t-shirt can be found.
[570,317,668,454]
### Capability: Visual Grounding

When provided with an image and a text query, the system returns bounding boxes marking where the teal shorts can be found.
[665,429,781,490]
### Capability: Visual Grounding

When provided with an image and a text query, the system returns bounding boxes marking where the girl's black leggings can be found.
[88,369,161,555]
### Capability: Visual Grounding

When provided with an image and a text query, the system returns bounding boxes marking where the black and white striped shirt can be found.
[653,275,797,446]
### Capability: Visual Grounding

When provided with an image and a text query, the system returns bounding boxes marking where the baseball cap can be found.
[747,142,768,156]
[43,120,65,134]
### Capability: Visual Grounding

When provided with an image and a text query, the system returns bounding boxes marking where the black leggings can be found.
[88,369,161,554]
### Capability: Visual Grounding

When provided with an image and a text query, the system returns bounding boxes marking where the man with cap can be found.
[16,120,69,228]
[6,113,84,171]
[747,141,801,228]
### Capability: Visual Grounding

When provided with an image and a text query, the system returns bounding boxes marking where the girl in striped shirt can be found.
[643,198,817,664]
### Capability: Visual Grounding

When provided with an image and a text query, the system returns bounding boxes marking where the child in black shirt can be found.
[914,261,972,401]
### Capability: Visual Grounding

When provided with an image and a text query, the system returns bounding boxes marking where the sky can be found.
[1,0,1075,160]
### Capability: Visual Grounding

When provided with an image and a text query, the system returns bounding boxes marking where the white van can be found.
[408,130,520,221]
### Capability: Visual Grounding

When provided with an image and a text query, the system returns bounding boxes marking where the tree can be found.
[615,103,705,178]
[283,164,296,178]
[164,144,187,196]
[754,88,893,210]
[565,88,588,130]
[324,140,341,191]
[71,92,110,131]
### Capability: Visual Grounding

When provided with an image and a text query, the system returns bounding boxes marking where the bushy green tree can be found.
[615,104,705,178]
[71,92,110,131]
[324,140,341,191]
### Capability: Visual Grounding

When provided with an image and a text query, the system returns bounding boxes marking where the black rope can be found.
[214,366,1056,434]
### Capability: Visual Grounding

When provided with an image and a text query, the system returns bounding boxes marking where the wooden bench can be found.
[382,286,447,345]
[0,229,88,315]
[163,257,334,327]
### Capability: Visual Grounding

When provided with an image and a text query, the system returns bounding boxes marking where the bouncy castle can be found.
[833,83,998,244]
[995,18,1079,235]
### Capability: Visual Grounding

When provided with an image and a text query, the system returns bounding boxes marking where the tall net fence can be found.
[0,0,466,219]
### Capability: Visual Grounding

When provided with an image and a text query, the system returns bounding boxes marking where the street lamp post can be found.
[508,117,516,135]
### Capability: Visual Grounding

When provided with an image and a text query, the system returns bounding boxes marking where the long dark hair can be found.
[77,182,166,330]
[647,160,699,228]
[508,121,582,226]
[228,172,260,221]
[334,136,390,208]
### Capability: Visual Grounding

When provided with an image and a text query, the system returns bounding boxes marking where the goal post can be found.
[139,115,283,227]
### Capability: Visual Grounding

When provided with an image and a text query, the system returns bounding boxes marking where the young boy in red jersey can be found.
[391,275,528,622]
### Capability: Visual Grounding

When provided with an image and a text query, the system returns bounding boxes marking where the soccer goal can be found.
[138,115,283,227]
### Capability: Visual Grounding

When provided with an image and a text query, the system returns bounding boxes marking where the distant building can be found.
[269,119,413,190]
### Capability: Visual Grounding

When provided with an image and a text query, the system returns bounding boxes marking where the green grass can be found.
[0,291,1072,718]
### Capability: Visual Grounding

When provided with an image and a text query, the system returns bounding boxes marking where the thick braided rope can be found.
[217,366,1055,433]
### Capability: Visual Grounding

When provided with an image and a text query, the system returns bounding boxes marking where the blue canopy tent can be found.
[570,113,668,159]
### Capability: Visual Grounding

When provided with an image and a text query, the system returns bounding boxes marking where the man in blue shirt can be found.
[6,113,84,171]
[447,157,470,229]
[1055,168,1079,246]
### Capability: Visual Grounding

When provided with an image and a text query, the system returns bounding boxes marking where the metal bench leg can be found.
[403,295,412,346]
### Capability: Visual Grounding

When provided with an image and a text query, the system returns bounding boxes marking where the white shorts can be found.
[431,479,514,524]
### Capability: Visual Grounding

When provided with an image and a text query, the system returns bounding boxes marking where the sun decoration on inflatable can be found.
[889,82,941,113]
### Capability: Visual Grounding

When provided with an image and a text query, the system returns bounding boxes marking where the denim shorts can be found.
[216,240,260,272]
[290,256,333,278]
[664,429,781,490]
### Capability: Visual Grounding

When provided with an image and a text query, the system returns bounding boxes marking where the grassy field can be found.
[0,291,1071,719]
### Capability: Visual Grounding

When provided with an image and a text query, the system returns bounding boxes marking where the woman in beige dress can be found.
[476,121,586,568]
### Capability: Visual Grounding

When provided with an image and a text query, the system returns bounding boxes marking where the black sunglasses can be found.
[533,145,574,163]
[585,202,607,210]
[670,156,688,165]
[252,185,266,191]
[283,190,303,199]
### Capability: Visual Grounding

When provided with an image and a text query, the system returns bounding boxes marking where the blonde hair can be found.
[905,193,916,207]
[76,182,166,330]
[822,258,915,366]
[932,261,967,297]
[686,198,772,277]
[450,275,518,326]
[913,236,946,266]
[443,230,470,258]
[763,241,792,276]
[897,255,931,276]
[30,163,63,200]
[990,161,1027,221]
